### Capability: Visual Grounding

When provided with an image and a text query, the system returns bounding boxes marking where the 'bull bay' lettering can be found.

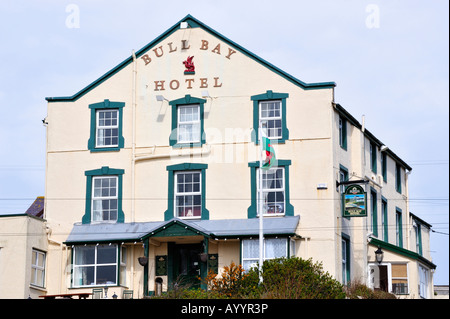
[141,39,237,65]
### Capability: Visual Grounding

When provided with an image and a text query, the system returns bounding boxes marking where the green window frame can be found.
[251,90,289,144]
[339,115,347,150]
[82,166,125,224]
[396,207,403,248]
[341,233,351,286]
[395,163,402,194]
[164,163,209,221]
[370,188,378,237]
[413,219,423,256]
[370,141,377,174]
[169,95,206,148]
[88,99,125,152]
[247,160,294,218]
[381,197,388,242]
[381,152,387,182]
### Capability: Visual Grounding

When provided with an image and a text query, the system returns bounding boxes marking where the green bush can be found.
[255,257,346,299]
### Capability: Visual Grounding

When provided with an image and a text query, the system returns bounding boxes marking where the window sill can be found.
[90,147,121,152]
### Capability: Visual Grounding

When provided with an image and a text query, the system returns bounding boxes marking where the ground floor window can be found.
[73,244,118,287]
[391,263,409,295]
[241,238,288,271]
[418,265,429,298]
[342,237,350,286]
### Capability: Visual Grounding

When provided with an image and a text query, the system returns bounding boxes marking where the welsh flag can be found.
[261,133,276,170]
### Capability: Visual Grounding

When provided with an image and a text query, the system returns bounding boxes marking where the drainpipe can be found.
[46,225,64,293]
[131,50,137,223]
[405,170,412,251]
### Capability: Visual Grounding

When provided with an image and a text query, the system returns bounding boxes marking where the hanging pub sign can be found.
[343,185,367,217]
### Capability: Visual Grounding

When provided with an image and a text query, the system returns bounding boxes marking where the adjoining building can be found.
[35,15,436,299]
[0,197,47,299]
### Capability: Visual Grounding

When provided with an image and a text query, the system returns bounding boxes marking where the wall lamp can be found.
[375,246,384,264]
[156,95,169,102]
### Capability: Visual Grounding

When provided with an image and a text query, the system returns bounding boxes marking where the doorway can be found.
[172,243,203,289]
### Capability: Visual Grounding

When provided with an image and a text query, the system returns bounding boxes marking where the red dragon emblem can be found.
[183,56,195,73]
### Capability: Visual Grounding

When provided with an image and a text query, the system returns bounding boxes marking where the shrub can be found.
[345,280,397,299]
[257,257,346,299]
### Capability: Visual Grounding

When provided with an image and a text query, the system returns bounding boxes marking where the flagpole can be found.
[258,123,264,284]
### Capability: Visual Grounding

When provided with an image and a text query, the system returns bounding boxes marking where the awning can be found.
[64,215,300,245]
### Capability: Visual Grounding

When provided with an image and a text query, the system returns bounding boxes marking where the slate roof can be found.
[64,215,300,244]
[25,196,44,218]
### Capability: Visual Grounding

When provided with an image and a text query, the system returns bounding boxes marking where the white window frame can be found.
[241,238,288,271]
[257,167,286,216]
[418,264,429,298]
[31,249,46,288]
[177,104,201,144]
[73,244,118,287]
[259,100,282,139]
[92,176,119,222]
[174,171,202,219]
[391,263,409,295]
[95,109,119,148]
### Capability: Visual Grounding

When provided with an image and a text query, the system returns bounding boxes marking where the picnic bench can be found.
[39,292,92,299]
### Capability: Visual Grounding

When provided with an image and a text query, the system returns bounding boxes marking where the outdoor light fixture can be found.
[104,285,108,298]
[375,246,384,264]
[156,95,168,102]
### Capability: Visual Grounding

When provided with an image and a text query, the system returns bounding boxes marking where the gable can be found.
[45,14,335,103]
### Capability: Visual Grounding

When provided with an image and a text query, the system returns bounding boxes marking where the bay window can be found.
[73,244,118,287]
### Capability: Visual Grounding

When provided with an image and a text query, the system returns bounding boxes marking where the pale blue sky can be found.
[0,0,448,284]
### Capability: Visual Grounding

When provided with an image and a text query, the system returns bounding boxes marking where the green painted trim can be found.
[370,141,377,174]
[251,90,289,144]
[339,115,347,150]
[381,196,388,242]
[341,233,351,284]
[370,187,378,237]
[82,166,125,224]
[381,152,387,182]
[369,237,436,269]
[247,160,293,218]
[87,99,125,152]
[395,207,403,248]
[143,238,149,297]
[169,95,207,148]
[45,15,335,103]
[164,162,209,221]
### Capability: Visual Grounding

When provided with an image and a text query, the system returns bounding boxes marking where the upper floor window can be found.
[258,167,285,216]
[251,90,289,144]
[88,99,125,152]
[92,176,118,222]
[260,101,282,139]
[370,141,377,174]
[247,160,294,218]
[395,163,402,194]
[83,166,125,224]
[175,171,202,219]
[31,249,46,288]
[164,163,209,220]
[96,109,119,147]
[381,152,387,182]
[178,105,201,144]
[169,95,206,148]
[339,116,347,150]
[396,208,403,248]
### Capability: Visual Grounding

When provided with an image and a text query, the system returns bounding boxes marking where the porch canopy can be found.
[64,215,300,245]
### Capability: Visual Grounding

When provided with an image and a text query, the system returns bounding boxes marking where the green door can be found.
[173,244,202,289]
